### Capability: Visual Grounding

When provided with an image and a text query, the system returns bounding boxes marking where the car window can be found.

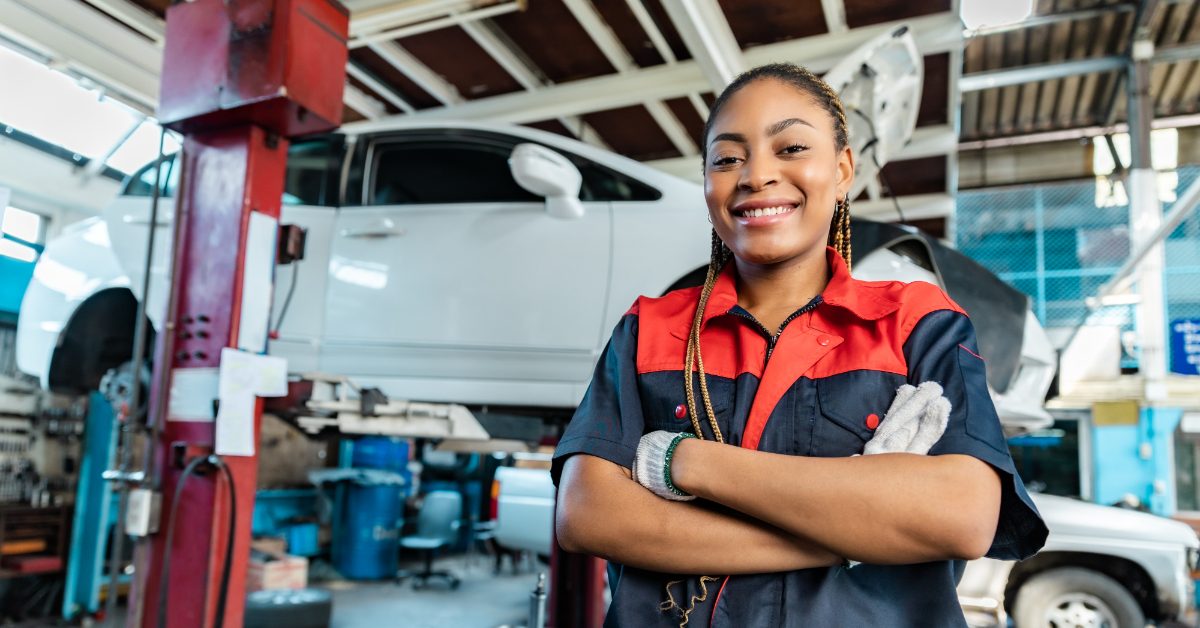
[284,136,344,207]
[121,136,344,207]
[122,155,178,198]
[369,141,541,205]
[363,131,662,205]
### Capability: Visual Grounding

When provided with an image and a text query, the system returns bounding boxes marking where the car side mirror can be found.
[509,143,585,219]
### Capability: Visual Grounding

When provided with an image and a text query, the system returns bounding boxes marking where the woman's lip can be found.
[732,205,797,227]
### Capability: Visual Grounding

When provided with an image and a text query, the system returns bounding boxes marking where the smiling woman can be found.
[552,62,1048,628]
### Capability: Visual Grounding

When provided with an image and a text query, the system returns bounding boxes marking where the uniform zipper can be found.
[728,297,823,363]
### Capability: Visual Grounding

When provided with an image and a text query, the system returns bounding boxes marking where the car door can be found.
[322,130,611,402]
[102,135,344,371]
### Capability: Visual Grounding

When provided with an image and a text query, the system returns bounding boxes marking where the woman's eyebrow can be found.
[709,132,746,146]
[767,118,813,136]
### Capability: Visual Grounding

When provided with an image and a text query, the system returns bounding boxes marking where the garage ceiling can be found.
[0,0,1196,222]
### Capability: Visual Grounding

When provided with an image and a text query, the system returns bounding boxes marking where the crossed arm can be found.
[555,446,1001,574]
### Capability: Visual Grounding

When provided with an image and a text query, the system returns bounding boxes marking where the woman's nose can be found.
[738,156,779,191]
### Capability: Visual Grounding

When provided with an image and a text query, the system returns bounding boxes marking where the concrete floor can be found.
[320,555,546,628]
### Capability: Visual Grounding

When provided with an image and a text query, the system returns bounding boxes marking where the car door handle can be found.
[339,227,407,239]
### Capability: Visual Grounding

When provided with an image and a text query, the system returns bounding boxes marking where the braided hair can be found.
[663,63,854,627]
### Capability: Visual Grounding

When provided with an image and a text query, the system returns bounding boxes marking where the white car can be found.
[17,121,713,406]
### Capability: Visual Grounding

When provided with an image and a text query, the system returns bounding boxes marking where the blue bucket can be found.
[332,483,404,579]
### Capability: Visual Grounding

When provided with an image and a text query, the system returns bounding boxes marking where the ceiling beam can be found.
[961,42,1200,92]
[820,0,848,34]
[562,0,696,156]
[624,0,676,64]
[343,81,388,120]
[853,193,955,222]
[349,12,963,131]
[659,0,743,92]
[368,40,462,105]
[349,1,520,49]
[349,0,476,38]
[79,0,164,43]
[458,17,610,150]
[0,0,161,110]
[346,61,415,114]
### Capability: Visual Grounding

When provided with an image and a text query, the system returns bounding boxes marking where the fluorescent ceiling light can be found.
[961,0,1033,30]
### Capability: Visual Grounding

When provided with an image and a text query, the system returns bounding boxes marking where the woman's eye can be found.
[711,156,740,167]
[781,144,810,155]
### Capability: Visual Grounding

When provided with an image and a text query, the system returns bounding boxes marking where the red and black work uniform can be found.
[551,247,1049,628]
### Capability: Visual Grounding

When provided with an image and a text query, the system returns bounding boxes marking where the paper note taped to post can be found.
[215,348,287,457]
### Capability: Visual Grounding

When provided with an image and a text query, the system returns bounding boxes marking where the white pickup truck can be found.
[494,232,1200,628]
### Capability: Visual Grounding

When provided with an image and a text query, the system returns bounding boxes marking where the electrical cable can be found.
[156,455,206,628]
[156,455,238,628]
[849,106,907,224]
[211,457,238,628]
[272,262,300,333]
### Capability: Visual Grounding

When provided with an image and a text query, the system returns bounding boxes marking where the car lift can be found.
[102,2,350,626]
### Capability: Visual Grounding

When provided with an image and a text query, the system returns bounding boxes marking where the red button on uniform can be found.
[865,413,880,430]
[817,335,831,347]
[675,404,687,419]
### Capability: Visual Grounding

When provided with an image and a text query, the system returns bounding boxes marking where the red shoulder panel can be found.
[634,288,766,379]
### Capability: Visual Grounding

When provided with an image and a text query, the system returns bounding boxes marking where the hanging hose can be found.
[105,127,168,626]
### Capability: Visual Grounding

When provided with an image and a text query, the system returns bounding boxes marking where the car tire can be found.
[1012,567,1144,628]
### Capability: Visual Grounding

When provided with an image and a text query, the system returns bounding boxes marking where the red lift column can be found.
[128,2,348,627]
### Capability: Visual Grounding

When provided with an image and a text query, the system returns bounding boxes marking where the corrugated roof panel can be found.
[718,0,828,48]
[918,53,950,126]
[398,26,524,100]
[349,47,442,109]
[664,97,706,147]
[582,104,681,161]
[592,0,670,67]
[641,0,693,62]
[492,0,617,82]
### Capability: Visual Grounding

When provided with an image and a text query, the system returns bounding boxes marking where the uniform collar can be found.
[693,247,899,333]
[820,247,900,321]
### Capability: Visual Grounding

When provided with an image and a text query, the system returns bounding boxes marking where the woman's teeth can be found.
[737,205,793,217]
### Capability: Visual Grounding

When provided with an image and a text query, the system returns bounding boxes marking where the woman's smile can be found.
[730,197,801,227]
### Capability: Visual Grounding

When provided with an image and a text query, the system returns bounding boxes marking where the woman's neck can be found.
[733,247,830,332]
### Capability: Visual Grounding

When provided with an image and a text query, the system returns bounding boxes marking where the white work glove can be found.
[632,431,697,501]
[863,381,951,456]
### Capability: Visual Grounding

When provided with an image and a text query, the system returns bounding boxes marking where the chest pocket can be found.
[641,374,732,441]
[813,373,901,457]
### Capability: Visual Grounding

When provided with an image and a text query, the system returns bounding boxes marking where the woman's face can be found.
[704,79,854,267]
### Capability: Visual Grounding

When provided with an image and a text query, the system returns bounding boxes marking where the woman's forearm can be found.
[556,455,840,574]
[671,440,1001,564]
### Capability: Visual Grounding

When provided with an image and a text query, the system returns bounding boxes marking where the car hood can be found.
[1033,493,1199,548]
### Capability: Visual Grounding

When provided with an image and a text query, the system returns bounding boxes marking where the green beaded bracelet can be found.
[663,432,696,497]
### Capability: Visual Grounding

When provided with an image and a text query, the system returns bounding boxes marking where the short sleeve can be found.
[551,312,646,486]
[904,309,1049,561]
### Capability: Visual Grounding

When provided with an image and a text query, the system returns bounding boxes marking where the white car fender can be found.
[15,217,135,389]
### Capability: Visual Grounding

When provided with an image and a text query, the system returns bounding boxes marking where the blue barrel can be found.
[351,437,409,472]
[332,482,404,579]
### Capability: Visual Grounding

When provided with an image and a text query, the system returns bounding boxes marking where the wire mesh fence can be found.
[957,164,1200,372]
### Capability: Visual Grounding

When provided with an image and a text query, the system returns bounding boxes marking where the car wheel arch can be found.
[1004,551,1159,621]
[663,265,709,296]
[48,288,154,394]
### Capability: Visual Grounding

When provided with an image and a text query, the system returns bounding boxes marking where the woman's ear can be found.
[835,145,855,200]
